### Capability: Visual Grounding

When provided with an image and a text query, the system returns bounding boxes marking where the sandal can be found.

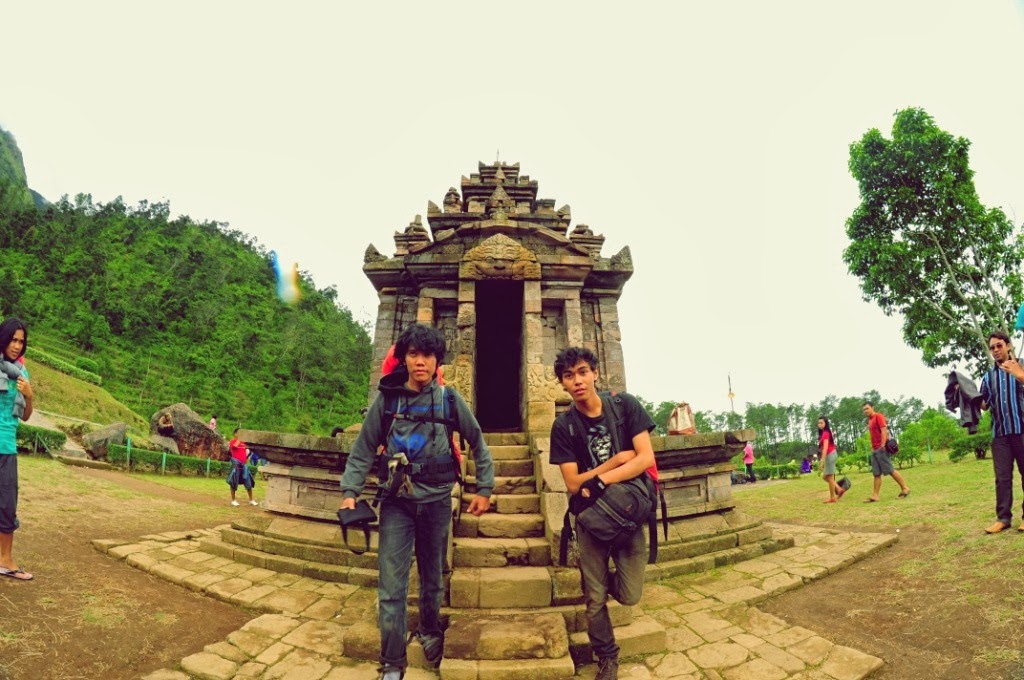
[0,567,33,581]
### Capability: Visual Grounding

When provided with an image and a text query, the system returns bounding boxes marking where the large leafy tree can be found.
[844,107,1024,371]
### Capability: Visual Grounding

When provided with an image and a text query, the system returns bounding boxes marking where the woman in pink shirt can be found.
[742,442,756,483]
[818,417,844,503]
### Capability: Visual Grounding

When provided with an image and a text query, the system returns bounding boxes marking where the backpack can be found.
[375,383,465,496]
[337,384,466,554]
[557,391,668,566]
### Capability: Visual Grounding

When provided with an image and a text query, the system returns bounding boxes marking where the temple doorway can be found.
[474,280,523,431]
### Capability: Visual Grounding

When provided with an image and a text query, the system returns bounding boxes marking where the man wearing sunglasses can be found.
[979,330,1024,534]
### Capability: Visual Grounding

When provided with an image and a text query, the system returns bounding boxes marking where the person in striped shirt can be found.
[979,330,1024,534]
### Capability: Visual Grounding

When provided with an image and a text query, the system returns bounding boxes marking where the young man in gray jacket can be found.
[340,324,494,680]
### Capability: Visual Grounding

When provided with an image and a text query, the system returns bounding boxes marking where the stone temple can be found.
[234,161,788,678]
[362,160,632,432]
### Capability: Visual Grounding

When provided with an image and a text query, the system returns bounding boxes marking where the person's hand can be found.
[15,376,31,400]
[1000,358,1024,380]
[339,497,356,511]
[579,476,607,500]
[466,494,491,516]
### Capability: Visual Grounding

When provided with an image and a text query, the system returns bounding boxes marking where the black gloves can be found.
[577,476,608,510]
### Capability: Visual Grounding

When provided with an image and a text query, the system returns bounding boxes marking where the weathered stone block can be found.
[446,613,568,660]
[449,569,480,608]
[526,401,555,435]
[478,567,551,608]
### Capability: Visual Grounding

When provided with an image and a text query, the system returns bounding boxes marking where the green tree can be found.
[899,407,965,460]
[844,107,1024,372]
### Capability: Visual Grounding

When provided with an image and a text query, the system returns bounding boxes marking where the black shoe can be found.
[415,631,444,667]
[596,655,619,680]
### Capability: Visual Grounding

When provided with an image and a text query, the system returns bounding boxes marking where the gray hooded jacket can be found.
[340,370,494,504]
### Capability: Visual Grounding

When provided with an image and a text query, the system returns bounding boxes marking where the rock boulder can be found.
[82,422,128,460]
[148,434,180,455]
[149,403,227,460]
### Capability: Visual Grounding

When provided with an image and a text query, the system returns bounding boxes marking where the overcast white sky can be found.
[3,1,1024,415]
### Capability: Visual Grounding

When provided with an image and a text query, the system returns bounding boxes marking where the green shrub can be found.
[949,433,990,463]
[107,443,256,478]
[837,453,870,473]
[893,444,924,468]
[74,356,101,374]
[16,423,67,453]
[27,347,102,385]
[751,462,800,480]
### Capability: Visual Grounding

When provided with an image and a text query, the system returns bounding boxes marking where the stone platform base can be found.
[96,523,894,680]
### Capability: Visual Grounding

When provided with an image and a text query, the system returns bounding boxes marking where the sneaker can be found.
[230,500,240,506]
[377,667,404,680]
[596,655,619,680]
[249,500,259,506]
[415,631,444,667]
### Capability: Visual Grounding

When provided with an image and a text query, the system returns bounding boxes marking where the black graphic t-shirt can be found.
[549,392,656,471]
[581,412,612,466]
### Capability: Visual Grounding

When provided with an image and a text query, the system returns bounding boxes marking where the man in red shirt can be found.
[862,402,910,502]
[228,429,257,507]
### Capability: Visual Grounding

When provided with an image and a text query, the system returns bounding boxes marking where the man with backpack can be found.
[548,347,657,680]
[339,324,494,680]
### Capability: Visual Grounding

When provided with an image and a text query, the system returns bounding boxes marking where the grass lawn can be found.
[126,467,268,502]
[735,450,1024,619]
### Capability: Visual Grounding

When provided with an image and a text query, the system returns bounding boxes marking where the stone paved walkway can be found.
[94,523,896,680]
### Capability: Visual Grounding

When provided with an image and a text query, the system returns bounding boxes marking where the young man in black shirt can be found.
[548,347,656,680]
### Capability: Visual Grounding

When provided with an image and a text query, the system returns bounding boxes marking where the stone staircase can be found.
[196,431,794,679]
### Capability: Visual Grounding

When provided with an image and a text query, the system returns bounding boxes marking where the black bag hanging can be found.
[337,500,378,554]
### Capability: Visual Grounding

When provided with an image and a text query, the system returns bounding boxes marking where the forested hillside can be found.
[0,127,36,212]
[0,130,372,435]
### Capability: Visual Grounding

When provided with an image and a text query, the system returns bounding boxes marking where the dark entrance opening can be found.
[474,280,523,431]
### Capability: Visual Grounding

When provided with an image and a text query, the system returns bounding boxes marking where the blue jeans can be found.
[377,496,451,671]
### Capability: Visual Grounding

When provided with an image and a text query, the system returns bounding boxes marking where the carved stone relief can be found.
[459,233,541,280]
[527,364,566,403]
[443,187,461,213]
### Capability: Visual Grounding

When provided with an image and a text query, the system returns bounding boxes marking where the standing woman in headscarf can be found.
[0,317,33,580]
[818,416,843,504]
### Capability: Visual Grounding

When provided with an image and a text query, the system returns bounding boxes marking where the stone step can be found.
[454,512,545,539]
[216,524,380,570]
[482,432,528,447]
[569,615,667,666]
[462,493,540,515]
[441,600,635,635]
[656,522,774,562]
[446,611,569,660]
[441,612,575,679]
[487,444,531,461]
[465,475,536,495]
[442,656,575,680]
[198,533,380,587]
[646,536,795,582]
[468,457,534,478]
[452,537,551,567]
[350,614,577,679]
[450,566,555,608]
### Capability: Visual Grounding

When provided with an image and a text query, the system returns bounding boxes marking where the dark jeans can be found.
[578,523,646,659]
[0,454,19,534]
[376,496,450,671]
[991,435,1024,525]
[745,463,755,482]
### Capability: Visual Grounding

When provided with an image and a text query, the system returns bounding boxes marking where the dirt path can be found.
[0,459,253,680]
[761,523,1024,680]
